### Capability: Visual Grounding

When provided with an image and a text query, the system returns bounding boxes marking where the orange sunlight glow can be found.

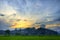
[11,19,34,28]
[46,24,60,28]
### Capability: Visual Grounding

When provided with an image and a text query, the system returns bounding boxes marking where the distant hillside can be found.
[49,26,60,34]
[0,27,58,35]
[10,28,58,35]
[36,28,58,35]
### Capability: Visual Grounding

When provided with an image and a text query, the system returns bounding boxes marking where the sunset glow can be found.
[0,0,60,30]
[11,19,34,28]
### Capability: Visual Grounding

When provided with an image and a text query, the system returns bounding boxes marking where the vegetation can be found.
[0,35,60,40]
[5,30,10,36]
[0,27,59,40]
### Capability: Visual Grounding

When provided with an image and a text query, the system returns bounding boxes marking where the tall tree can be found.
[5,30,10,36]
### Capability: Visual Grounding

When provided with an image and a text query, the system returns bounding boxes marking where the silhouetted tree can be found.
[5,30,10,36]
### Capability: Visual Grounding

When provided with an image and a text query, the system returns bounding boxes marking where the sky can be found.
[0,0,60,30]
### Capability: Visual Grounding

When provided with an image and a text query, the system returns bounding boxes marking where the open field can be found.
[0,35,60,40]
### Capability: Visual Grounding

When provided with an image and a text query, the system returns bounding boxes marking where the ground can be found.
[0,35,60,40]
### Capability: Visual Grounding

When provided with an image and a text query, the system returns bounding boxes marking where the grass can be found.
[0,35,60,40]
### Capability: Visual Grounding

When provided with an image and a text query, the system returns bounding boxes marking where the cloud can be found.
[54,18,60,21]
[0,0,60,29]
[0,19,11,30]
[0,13,5,16]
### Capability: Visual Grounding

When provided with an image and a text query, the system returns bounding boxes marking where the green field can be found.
[0,35,60,40]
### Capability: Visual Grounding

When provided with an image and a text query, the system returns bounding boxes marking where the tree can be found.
[5,30,10,36]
